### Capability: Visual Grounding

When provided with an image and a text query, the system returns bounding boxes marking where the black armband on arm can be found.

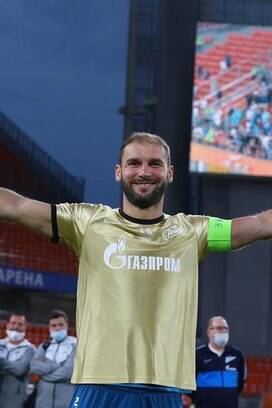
[51,204,59,244]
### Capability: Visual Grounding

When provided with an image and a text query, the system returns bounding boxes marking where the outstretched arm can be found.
[232,209,272,250]
[0,187,52,237]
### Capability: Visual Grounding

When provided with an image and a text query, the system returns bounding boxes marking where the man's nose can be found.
[138,164,151,176]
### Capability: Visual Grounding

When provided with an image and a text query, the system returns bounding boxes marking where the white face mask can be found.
[50,329,68,343]
[6,329,25,343]
[213,332,229,347]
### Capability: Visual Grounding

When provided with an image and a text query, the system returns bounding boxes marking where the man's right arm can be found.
[0,188,52,238]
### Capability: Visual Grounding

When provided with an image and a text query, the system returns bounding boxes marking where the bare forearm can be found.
[0,187,52,237]
[256,209,272,238]
[0,188,23,221]
[232,209,272,249]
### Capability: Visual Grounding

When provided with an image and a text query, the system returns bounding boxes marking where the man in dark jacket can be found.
[195,316,246,408]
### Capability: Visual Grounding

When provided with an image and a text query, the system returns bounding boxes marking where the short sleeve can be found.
[186,215,209,260]
[56,203,98,255]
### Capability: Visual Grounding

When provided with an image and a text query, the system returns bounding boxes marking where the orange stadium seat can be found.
[0,222,78,275]
[243,357,272,397]
[194,29,272,111]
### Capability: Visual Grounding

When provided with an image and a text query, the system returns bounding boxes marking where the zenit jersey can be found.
[56,203,210,390]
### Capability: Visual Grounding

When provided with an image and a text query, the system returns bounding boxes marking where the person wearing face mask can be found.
[195,316,246,408]
[0,313,35,408]
[30,310,77,408]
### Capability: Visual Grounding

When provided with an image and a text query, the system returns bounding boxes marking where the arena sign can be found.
[0,266,77,293]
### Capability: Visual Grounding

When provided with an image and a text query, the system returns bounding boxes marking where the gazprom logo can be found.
[104,236,127,269]
[104,236,181,273]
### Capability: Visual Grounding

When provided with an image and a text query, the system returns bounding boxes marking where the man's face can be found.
[49,316,68,332]
[7,315,26,333]
[115,142,173,209]
[207,317,229,345]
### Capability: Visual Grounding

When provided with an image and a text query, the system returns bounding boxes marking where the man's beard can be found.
[121,178,168,209]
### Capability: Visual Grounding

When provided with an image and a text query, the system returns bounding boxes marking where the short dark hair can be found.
[8,312,27,322]
[48,310,68,323]
[119,132,171,165]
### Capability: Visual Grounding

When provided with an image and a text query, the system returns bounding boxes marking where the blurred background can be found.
[1,1,272,406]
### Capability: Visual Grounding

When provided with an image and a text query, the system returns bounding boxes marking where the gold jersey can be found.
[56,203,209,390]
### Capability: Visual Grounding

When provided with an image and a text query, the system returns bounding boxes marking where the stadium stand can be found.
[0,110,83,327]
[0,222,77,275]
[195,29,272,108]
[243,356,272,397]
[191,27,272,175]
[0,110,84,203]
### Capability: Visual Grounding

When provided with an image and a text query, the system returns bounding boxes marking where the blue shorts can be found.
[69,384,182,408]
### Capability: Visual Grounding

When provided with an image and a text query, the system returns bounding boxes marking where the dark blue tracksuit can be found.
[195,344,246,408]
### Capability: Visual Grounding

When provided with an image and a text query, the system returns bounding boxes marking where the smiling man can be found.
[0,132,272,407]
[117,137,173,214]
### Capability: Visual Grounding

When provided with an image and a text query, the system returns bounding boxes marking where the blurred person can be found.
[262,136,272,160]
[210,77,219,96]
[0,313,35,408]
[219,58,228,72]
[224,55,232,69]
[197,64,204,79]
[30,310,76,408]
[0,132,272,407]
[202,67,210,80]
[195,316,246,408]
[181,393,194,407]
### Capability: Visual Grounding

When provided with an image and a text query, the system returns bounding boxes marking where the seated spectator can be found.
[262,135,272,159]
[219,58,228,72]
[0,313,35,408]
[224,54,232,69]
[197,64,204,79]
[30,310,77,408]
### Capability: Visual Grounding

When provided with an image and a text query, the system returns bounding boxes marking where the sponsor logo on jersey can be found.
[163,225,181,241]
[140,227,154,236]
[226,365,237,370]
[225,356,237,364]
[203,358,213,364]
[104,236,181,273]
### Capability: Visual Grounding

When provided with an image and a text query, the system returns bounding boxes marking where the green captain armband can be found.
[207,217,232,252]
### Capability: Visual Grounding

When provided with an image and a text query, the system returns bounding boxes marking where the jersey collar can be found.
[119,209,164,225]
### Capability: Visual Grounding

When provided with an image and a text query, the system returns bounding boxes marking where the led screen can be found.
[190,23,272,177]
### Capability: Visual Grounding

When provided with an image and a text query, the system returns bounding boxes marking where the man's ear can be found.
[115,164,121,182]
[168,165,174,183]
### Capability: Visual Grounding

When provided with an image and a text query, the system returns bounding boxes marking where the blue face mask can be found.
[50,329,67,343]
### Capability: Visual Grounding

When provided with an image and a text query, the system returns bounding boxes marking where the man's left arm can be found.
[232,209,272,250]
[237,351,247,394]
